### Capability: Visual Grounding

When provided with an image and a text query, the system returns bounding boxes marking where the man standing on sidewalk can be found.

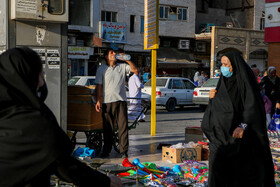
[128,71,145,122]
[95,48,138,158]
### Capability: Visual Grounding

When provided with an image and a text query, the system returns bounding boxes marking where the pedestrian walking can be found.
[260,66,280,115]
[193,71,200,86]
[128,71,145,122]
[95,48,138,158]
[202,51,275,187]
[0,47,120,187]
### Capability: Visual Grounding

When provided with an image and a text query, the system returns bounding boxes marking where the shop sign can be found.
[101,22,126,43]
[68,46,93,59]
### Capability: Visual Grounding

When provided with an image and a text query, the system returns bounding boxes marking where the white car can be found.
[142,77,196,112]
[192,77,219,109]
[68,76,96,89]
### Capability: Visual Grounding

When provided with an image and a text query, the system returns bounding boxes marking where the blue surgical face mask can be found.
[221,66,233,78]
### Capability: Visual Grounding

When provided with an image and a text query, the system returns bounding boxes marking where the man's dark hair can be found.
[251,64,257,68]
[103,48,114,58]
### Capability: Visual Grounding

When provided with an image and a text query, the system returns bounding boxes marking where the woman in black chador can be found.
[202,51,275,187]
[0,48,121,187]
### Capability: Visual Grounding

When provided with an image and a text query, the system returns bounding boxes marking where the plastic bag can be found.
[270,111,280,132]
[73,147,95,158]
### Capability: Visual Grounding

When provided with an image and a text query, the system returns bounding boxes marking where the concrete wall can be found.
[159,0,196,38]
[254,0,265,30]
[100,0,144,52]
[0,0,7,49]
[196,8,232,33]
[100,0,196,51]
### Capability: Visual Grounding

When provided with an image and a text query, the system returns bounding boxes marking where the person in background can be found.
[197,71,207,87]
[251,66,260,83]
[202,51,275,186]
[260,85,272,128]
[260,66,280,115]
[128,71,145,122]
[162,70,169,77]
[214,70,220,77]
[193,71,200,86]
[0,47,121,187]
[95,48,138,159]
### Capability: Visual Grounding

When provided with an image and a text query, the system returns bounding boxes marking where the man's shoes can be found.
[138,119,145,122]
[121,152,128,159]
[100,152,110,158]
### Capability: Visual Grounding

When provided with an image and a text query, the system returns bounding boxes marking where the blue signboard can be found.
[101,22,127,43]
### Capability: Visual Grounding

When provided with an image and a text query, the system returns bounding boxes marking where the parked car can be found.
[142,77,196,112]
[68,76,96,89]
[192,77,219,109]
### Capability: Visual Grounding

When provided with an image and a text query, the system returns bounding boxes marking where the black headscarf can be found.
[202,51,275,187]
[0,47,73,186]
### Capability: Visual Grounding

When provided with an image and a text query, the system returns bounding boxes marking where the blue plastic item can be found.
[73,147,95,158]
[271,111,280,132]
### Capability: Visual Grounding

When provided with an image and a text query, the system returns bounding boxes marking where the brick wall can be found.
[268,43,280,76]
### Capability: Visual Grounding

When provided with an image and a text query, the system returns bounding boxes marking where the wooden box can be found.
[67,86,102,131]
[162,146,201,163]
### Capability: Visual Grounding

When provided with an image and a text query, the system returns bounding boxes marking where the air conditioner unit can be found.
[178,40,189,49]
[196,42,206,52]
[11,0,68,23]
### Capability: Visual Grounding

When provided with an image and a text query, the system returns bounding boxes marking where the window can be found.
[101,11,117,22]
[183,80,195,89]
[48,0,65,15]
[144,79,167,87]
[130,15,135,32]
[159,6,169,19]
[159,5,187,21]
[178,8,187,21]
[69,0,91,26]
[140,16,144,33]
[172,80,184,89]
[260,11,265,30]
[88,79,96,85]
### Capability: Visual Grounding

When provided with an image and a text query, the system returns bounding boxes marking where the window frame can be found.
[177,7,188,21]
[130,15,136,33]
[101,11,118,22]
[159,5,169,19]
[140,16,144,33]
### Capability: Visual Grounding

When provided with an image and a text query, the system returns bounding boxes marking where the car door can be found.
[183,79,196,104]
[170,79,186,105]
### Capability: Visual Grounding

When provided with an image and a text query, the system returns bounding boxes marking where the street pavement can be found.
[129,105,204,135]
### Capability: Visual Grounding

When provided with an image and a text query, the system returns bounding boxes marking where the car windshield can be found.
[202,78,219,87]
[144,78,167,87]
[68,78,80,85]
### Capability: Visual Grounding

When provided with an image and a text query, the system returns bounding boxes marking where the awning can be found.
[157,48,199,68]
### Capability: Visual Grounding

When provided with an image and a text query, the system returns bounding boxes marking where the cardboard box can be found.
[162,146,201,163]
[185,127,204,143]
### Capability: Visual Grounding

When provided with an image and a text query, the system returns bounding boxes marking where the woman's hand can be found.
[232,127,244,139]
[109,176,122,187]
[209,89,217,99]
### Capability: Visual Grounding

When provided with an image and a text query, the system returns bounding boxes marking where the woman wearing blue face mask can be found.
[202,51,275,187]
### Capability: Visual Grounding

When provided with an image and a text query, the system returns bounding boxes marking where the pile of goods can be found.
[117,158,209,187]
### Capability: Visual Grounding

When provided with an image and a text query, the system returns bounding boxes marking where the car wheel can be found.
[166,98,176,112]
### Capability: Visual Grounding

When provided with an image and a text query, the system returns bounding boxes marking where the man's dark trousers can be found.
[102,101,128,154]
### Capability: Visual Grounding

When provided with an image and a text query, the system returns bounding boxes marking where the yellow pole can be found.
[151,49,157,136]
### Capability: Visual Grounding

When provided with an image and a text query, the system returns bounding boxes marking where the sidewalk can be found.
[77,132,185,166]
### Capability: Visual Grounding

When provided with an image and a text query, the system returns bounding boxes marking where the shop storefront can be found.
[68,46,93,77]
